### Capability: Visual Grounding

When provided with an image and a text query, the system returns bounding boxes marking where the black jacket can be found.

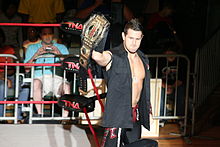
[102,44,151,130]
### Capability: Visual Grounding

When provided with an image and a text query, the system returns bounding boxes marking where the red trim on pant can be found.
[132,105,138,122]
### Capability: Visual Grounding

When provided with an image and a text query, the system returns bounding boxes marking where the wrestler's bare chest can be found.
[128,54,145,107]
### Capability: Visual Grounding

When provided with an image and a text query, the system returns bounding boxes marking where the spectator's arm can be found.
[50,45,63,60]
[0,73,4,80]
[123,5,134,21]
[56,13,64,23]
[24,45,48,72]
[18,0,29,22]
[112,0,134,21]
[55,0,65,23]
[50,44,69,61]
[19,14,29,23]
[0,73,13,88]
[25,47,40,63]
[74,0,103,19]
[174,80,183,87]
[18,23,23,49]
[6,68,15,76]
[0,57,15,88]
[0,68,15,77]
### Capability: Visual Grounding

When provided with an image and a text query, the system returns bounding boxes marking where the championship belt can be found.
[79,13,110,69]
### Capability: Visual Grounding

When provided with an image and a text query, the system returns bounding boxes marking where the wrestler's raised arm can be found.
[92,50,112,68]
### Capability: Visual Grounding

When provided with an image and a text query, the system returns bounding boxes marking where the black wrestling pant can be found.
[101,106,141,147]
[101,121,141,147]
[101,105,158,147]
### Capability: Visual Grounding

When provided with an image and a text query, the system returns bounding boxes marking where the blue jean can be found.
[0,75,29,119]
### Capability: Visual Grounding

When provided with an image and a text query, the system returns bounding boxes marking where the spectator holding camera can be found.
[24,27,70,117]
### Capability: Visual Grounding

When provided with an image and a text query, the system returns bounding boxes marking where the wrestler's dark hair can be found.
[123,18,143,35]
[0,28,6,43]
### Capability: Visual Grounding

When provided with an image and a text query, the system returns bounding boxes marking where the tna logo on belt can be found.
[61,100,80,110]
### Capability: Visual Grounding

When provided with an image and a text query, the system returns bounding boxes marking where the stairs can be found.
[193,84,220,135]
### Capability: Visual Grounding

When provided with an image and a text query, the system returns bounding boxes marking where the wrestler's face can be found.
[40,28,54,45]
[122,29,143,53]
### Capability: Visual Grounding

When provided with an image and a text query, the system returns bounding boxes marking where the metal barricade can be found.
[0,53,191,137]
[0,54,20,123]
[147,54,190,136]
[72,54,191,137]
[0,54,77,124]
[26,54,74,124]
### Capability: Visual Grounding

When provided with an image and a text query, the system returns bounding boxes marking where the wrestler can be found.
[92,19,156,146]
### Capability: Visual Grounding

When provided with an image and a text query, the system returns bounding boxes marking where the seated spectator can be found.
[158,46,186,117]
[24,27,70,117]
[21,27,41,60]
[0,28,29,123]
[0,1,23,60]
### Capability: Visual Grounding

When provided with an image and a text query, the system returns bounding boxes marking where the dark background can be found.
[1,0,220,62]
[126,0,220,62]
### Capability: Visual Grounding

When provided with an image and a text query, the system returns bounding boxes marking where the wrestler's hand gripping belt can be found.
[62,13,110,147]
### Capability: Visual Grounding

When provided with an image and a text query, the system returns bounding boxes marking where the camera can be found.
[45,46,53,51]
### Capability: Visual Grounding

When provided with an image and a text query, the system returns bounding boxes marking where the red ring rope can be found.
[87,68,104,112]
[0,23,60,27]
[83,108,100,147]
[0,101,57,104]
[0,63,61,66]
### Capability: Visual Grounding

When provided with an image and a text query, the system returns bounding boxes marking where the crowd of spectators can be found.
[0,27,29,124]
[0,0,72,123]
[0,0,186,124]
